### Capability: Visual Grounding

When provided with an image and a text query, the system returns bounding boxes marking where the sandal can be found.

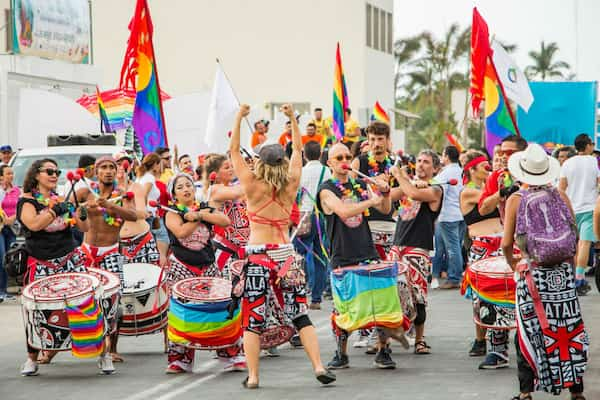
[414,341,431,355]
[37,350,58,364]
[242,376,259,389]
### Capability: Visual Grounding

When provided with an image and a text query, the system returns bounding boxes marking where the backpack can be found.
[295,166,327,238]
[515,187,577,266]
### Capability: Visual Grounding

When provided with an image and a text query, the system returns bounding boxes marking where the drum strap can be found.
[247,254,294,281]
[213,234,245,259]
[120,231,153,259]
[81,243,119,268]
[517,261,550,330]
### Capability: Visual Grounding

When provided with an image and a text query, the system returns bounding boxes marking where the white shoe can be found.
[353,334,369,348]
[221,356,247,372]
[21,358,39,376]
[431,278,439,289]
[98,354,115,375]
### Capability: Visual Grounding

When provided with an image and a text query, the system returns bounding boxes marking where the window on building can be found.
[373,6,379,50]
[380,8,386,53]
[387,12,393,54]
[366,4,372,48]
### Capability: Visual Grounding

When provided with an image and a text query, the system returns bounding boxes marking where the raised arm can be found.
[281,104,302,188]
[229,104,255,189]
[390,165,441,203]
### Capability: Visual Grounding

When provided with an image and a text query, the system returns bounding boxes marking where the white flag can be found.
[205,63,247,153]
[491,41,534,112]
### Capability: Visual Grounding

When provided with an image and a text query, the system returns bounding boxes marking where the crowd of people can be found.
[2,104,593,399]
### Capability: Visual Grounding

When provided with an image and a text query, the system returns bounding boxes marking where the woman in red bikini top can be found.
[230,103,335,389]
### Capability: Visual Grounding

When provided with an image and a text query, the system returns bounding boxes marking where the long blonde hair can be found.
[254,158,290,195]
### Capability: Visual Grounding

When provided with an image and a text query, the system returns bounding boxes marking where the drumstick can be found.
[148,200,178,214]
[206,172,217,202]
[64,171,82,204]
[107,191,134,203]
[340,164,378,184]
[428,178,458,186]
[289,211,311,242]
[121,159,130,187]
[76,169,101,199]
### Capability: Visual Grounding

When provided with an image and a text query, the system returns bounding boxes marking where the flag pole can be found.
[487,54,521,136]
[216,58,255,158]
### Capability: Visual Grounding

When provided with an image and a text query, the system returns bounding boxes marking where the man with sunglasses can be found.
[317,143,398,370]
[156,147,175,183]
[76,156,137,363]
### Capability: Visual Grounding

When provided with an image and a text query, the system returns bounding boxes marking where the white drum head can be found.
[368,220,396,233]
[87,267,121,295]
[22,273,101,309]
[122,263,163,294]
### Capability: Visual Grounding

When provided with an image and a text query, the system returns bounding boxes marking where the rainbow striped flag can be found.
[332,43,349,140]
[168,298,242,349]
[370,101,390,124]
[96,86,113,133]
[65,296,104,358]
[331,264,404,332]
[119,0,168,154]
[461,267,516,308]
[484,59,517,155]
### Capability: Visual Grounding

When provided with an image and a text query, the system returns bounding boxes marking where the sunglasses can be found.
[497,149,517,157]
[39,168,62,177]
[334,155,353,162]
[162,156,172,160]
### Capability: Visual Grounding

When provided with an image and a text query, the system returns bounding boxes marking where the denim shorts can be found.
[148,217,169,244]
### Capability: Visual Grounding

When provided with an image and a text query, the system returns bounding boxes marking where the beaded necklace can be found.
[175,201,201,215]
[331,177,370,216]
[367,153,392,176]
[466,181,481,189]
[32,189,76,225]
[93,184,123,227]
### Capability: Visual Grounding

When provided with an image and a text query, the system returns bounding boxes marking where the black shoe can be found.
[327,351,349,369]
[316,369,336,385]
[374,347,396,369]
[289,334,303,348]
[469,339,487,357]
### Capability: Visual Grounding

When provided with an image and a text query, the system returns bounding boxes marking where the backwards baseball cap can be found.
[94,155,117,169]
[258,144,285,166]
[0,145,12,153]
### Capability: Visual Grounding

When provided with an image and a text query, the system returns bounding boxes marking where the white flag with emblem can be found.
[491,41,534,112]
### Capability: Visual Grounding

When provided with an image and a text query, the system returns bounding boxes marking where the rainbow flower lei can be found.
[32,189,76,225]
[367,153,392,177]
[331,177,370,216]
[93,184,123,227]
[175,201,201,215]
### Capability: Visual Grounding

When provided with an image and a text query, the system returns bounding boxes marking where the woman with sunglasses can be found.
[17,159,89,376]
[459,151,512,369]
[163,173,245,373]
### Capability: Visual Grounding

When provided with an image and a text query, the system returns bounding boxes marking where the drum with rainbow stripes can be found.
[167,277,242,350]
[462,256,516,330]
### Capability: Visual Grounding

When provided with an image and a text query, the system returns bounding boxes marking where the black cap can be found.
[258,144,286,166]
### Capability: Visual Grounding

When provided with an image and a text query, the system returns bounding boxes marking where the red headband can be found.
[462,156,488,184]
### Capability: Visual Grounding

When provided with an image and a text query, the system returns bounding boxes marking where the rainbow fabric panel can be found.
[484,60,517,155]
[370,101,390,124]
[331,264,404,332]
[332,43,349,140]
[461,268,516,308]
[168,298,242,348]
[65,295,104,358]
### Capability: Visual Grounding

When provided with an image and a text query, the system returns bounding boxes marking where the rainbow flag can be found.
[484,59,517,155]
[332,43,349,140]
[445,132,464,152]
[167,298,242,349]
[370,101,390,124]
[65,296,104,358]
[119,0,168,154]
[96,86,113,133]
[461,267,516,308]
[331,264,405,332]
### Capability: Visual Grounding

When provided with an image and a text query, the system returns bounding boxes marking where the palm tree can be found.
[525,41,571,80]
[393,35,422,100]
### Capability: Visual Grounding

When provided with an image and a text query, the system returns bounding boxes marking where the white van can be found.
[10,145,128,194]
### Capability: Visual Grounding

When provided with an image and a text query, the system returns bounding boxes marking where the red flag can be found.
[469,7,492,115]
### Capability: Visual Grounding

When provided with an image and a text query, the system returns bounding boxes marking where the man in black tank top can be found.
[318,143,401,370]
[389,149,443,355]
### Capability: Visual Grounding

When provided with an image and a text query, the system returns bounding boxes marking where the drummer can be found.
[17,159,90,376]
[115,153,161,265]
[163,173,246,373]
[230,103,335,389]
[349,120,396,350]
[317,142,397,369]
[459,151,510,369]
[389,150,443,355]
[76,156,137,363]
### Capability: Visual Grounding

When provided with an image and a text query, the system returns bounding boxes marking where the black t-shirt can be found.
[166,215,215,266]
[357,154,396,222]
[393,191,442,251]
[17,197,76,260]
[317,179,379,267]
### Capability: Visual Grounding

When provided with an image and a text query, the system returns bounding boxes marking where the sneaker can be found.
[309,303,321,310]
[289,334,303,348]
[439,280,460,289]
[469,339,487,357]
[222,358,247,372]
[353,332,369,348]
[21,358,39,376]
[262,347,280,357]
[165,364,186,374]
[374,347,396,369]
[327,351,349,369]
[478,352,509,370]
[98,354,115,375]
[431,278,440,289]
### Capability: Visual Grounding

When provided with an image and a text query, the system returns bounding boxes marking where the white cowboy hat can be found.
[507,143,560,186]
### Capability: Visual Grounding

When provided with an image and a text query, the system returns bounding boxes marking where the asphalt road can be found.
[1,283,598,400]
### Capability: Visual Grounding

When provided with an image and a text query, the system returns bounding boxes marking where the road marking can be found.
[153,372,221,400]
